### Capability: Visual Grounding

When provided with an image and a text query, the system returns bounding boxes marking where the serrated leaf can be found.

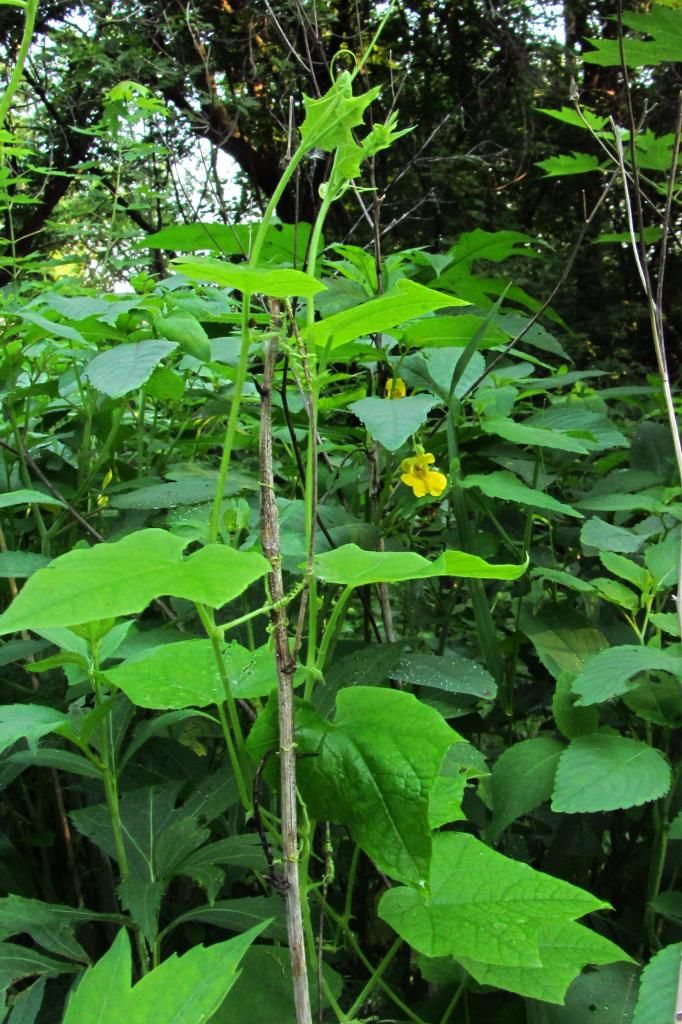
[572,644,682,705]
[349,394,439,452]
[247,687,461,885]
[299,71,380,151]
[0,705,69,757]
[633,942,681,1024]
[305,278,467,351]
[117,879,163,945]
[461,471,582,518]
[6,977,46,1024]
[536,152,603,177]
[487,737,565,841]
[62,924,265,1024]
[171,257,325,298]
[83,341,176,398]
[0,896,112,963]
[379,832,608,968]
[142,221,312,264]
[0,530,269,633]
[312,543,527,586]
[0,943,77,993]
[552,734,671,813]
[583,6,682,66]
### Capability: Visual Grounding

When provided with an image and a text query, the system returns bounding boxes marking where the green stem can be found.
[0,0,38,129]
[439,979,467,1024]
[315,585,354,674]
[344,936,403,1020]
[90,650,149,973]
[322,902,429,1024]
[195,604,250,809]
[208,144,307,544]
[446,411,504,688]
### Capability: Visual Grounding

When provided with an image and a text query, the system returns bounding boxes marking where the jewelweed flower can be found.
[400,452,447,498]
[385,377,406,399]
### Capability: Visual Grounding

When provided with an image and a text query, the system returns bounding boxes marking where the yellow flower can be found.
[400,452,447,498]
[385,377,406,399]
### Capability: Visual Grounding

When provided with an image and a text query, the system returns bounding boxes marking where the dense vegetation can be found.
[0,1,681,1022]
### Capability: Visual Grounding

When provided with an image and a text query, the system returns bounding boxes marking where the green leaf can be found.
[299,71,380,152]
[645,532,680,591]
[531,568,595,595]
[401,314,507,349]
[461,471,582,518]
[552,734,671,813]
[6,748,101,780]
[535,106,609,132]
[154,314,211,362]
[0,943,76,993]
[526,962,640,1024]
[429,742,489,828]
[142,221,312,265]
[0,530,269,634]
[536,152,603,177]
[379,832,609,967]
[305,279,467,351]
[0,896,112,963]
[104,640,280,709]
[247,687,461,885]
[624,674,682,727]
[108,475,255,510]
[581,517,646,555]
[649,891,682,922]
[552,672,600,740]
[6,977,46,1024]
[0,705,69,756]
[583,5,682,66]
[445,228,536,269]
[481,418,591,454]
[116,878,163,945]
[84,341,176,398]
[166,897,285,942]
[590,577,639,612]
[393,650,497,700]
[312,543,527,586]
[62,924,265,1024]
[633,943,681,1024]
[210,946,342,1024]
[171,257,325,298]
[0,552,51,578]
[572,644,682,705]
[486,737,565,841]
[349,394,439,452]
[599,552,650,592]
[0,490,64,510]
[521,607,609,680]
[459,921,631,1004]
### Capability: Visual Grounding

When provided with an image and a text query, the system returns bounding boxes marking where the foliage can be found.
[0,2,681,1023]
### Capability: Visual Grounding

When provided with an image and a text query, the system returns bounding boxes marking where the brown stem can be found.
[259,313,312,1024]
